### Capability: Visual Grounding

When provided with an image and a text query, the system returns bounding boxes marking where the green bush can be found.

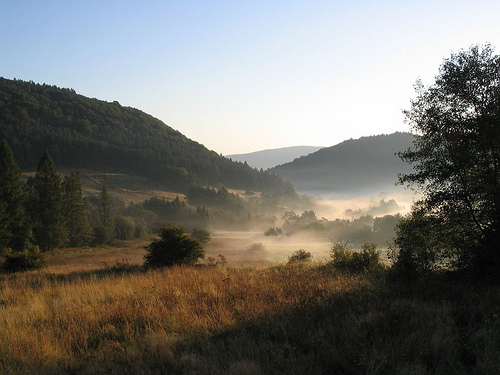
[287,249,313,264]
[144,224,205,268]
[1,245,44,273]
[330,241,383,274]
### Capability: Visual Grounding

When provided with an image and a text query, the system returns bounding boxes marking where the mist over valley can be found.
[0,78,413,266]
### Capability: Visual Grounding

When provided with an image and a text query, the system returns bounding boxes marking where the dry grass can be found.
[1,249,499,374]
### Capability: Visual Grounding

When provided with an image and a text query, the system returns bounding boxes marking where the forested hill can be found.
[0,78,294,195]
[270,133,415,196]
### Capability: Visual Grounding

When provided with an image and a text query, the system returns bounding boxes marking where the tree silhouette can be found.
[397,44,500,276]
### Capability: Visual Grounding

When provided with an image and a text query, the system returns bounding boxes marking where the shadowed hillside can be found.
[270,133,415,197]
[0,78,294,196]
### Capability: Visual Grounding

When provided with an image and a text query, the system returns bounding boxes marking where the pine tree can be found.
[0,140,28,251]
[31,150,67,251]
[62,171,92,247]
[97,185,115,244]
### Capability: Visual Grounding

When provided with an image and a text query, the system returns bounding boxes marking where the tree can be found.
[0,140,28,251]
[114,215,136,240]
[95,185,115,244]
[62,171,92,247]
[144,224,205,268]
[31,150,67,251]
[397,44,500,275]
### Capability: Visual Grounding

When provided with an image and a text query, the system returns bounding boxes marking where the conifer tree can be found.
[31,150,67,251]
[0,140,28,251]
[97,185,115,244]
[62,171,92,247]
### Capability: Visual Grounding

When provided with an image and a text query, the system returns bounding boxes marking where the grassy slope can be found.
[0,244,499,374]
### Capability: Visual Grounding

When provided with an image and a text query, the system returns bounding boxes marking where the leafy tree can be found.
[62,171,93,247]
[0,140,28,251]
[31,150,67,251]
[114,215,136,240]
[144,224,205,268]
[397,44,500,275]
[389,205,454,280]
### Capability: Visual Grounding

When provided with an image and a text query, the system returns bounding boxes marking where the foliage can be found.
[114,216,136,240]
[140,196,208,231]
[96,185,115,244]
[388,205,458,281]
[0,140,28,251]
[144,224,205,268]
[330,241,383,274]
[287,249,313,264]
[62,171,93,247]
[1,245,44,273]
[29,150,68,251]
[397,44,500,276]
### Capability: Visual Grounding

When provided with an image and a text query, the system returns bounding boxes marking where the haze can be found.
[2,1,500,154]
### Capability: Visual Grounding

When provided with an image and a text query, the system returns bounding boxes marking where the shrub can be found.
[330,241,383,274]
[144,224,205,268]
[264,227,282,236]
[1,245,44,273]
[287,249,313,264]
[247,243,265,254]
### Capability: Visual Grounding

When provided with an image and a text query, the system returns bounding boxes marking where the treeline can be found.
[0,77,294,196]
[0,141,116,257]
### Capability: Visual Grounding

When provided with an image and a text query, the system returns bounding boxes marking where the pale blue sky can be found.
[2,1,500,154]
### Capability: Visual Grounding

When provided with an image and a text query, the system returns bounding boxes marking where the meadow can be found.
[1,239,499,374]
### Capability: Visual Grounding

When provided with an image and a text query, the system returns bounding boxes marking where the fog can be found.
[205,191,418,264]
[309,190,418,220]
[205,230,333,264]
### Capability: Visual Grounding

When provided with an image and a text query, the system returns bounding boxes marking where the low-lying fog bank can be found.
[205,191,418,264]
[205,230,392,264]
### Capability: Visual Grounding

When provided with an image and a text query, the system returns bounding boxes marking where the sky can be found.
[2,1,500,155]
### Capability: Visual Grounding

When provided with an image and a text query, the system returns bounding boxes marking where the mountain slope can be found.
[270,133,415,196]
[0,78,294,195]
[227,146,323,170]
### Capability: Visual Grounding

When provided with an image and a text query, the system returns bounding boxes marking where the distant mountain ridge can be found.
[227,146,323,170]
[0,78,294,195]
[270,133,415,197]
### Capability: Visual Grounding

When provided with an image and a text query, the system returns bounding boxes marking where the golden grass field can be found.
[1,237,500,374]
